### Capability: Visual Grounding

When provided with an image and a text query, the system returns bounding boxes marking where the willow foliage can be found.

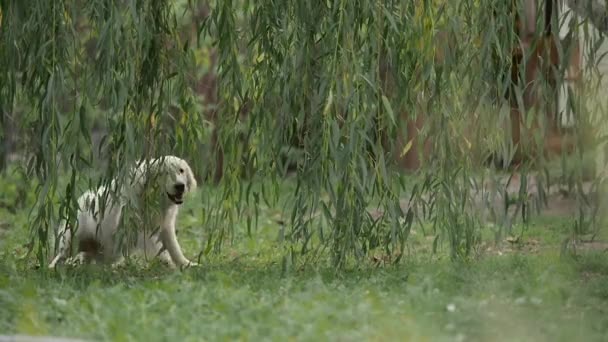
[0,0,606,268]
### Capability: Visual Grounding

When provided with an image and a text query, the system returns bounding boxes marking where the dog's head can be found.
[158,156,198,205]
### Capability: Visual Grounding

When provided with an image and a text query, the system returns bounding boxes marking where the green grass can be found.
[1,171,608,341]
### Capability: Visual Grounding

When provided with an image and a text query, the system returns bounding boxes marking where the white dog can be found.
[49,155,198,269]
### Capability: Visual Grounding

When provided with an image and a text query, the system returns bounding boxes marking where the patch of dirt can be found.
[481,237,543,256]
[483,237,608,257]
[468,173,603,226]
[541,194,579,217]
[366,173,600,240]
[571,240,608,252]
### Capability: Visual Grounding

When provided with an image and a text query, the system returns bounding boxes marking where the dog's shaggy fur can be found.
[49,155,198,269]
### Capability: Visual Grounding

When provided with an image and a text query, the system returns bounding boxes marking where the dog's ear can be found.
[186,166,198,191]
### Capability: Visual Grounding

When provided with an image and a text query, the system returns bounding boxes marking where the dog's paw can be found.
[65,256,80,267]
[73,253,88,265]
[180,260,199,269]
[48,258,60,269]
[160,259,177,269]
[111,258,127,269]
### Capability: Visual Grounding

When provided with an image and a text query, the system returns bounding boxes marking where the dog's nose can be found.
[174,183,185,194]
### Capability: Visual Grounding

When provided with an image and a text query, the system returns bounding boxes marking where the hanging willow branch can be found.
[0,0,203,264]
[0,0,606,268]
[566,0,608,34]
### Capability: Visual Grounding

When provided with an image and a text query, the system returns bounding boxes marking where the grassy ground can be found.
[1,170,608,341]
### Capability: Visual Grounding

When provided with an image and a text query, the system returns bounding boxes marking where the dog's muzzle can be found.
[167,192,184,204]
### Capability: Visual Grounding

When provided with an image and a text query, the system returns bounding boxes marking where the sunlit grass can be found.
[1,173,608,341]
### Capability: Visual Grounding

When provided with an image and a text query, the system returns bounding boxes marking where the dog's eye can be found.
[179,168,184,174]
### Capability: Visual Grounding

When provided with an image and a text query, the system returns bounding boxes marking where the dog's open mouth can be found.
[167,192,184,204]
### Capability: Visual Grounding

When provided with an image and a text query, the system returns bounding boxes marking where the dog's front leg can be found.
[141,232,177,268]
[49,221,71,268]
[160,225,197,268]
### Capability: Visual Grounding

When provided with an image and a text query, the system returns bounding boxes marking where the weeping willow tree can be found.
[0,0,606,268]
